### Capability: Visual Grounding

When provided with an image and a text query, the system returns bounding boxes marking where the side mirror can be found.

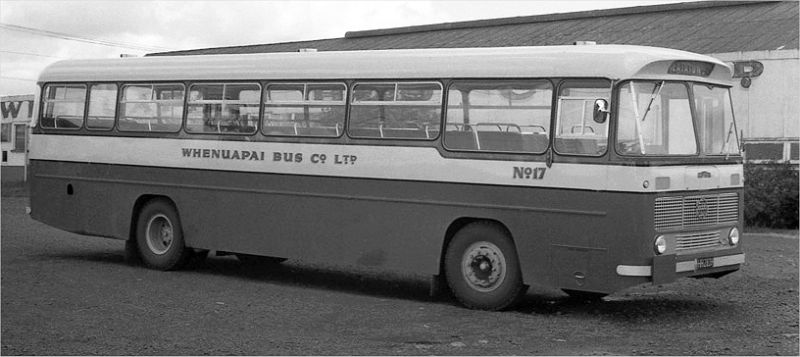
[593,99,609,124]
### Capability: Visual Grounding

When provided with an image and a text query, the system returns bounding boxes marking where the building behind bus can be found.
[1,95,33,183]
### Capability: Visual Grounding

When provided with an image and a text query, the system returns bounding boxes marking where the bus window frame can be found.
[85,82,119,132]
[690,82,740,157]
[39,83,89,131]
[262,81,347,139]
[347,80,444,141]
[185,81,262,136]
[442,78,555,155]
[612,80,701,158]
[118,82,186,134]
[552,78,613,158]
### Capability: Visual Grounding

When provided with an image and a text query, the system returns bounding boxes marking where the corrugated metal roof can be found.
[149,1,799,57]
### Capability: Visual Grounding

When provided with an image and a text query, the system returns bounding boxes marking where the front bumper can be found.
[616,253,745,284]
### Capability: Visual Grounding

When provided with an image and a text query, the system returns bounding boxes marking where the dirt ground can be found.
[1,191,798,355]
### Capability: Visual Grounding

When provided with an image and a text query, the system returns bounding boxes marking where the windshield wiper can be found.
[640,81,664,122]
[723,121,737,158]
[628,81,665,155]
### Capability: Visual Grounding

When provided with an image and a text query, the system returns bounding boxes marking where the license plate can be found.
[695,257,714,270]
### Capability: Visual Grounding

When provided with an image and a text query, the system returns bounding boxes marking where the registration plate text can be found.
[695,257,714,270]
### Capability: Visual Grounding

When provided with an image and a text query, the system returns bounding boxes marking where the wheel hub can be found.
[462,242,507,292]
[145,214,173,255]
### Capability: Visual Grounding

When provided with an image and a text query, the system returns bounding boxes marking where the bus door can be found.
[548,79,612,291]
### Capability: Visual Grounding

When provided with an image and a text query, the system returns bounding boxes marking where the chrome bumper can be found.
[616,253,745,277]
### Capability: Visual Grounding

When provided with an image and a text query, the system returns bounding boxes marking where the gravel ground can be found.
[1,192,798,355]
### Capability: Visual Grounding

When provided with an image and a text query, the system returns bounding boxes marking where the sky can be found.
[0,0,693,97]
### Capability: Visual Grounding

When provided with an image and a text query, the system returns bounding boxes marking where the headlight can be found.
[729,227,740,245]
[654,235,667,254]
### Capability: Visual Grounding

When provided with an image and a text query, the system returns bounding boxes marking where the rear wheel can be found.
[135,199,190,270]
[444,222,525,310]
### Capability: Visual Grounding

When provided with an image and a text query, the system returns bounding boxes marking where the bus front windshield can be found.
[616,81,740,156]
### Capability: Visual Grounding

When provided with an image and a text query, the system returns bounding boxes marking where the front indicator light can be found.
[654,235,667,254]
[729,227,740,246]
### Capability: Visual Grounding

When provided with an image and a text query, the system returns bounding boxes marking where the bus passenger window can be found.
[263,83,345,137]
[87,84,118,130]
[554,80,611,156]
[186,83,260,134]
[444,80,552,153]
[40,84,87,129]
[349,82,442,140]
[119,84,184,132]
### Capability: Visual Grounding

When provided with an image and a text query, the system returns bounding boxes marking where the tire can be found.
[444,222,525,310]
[135,199,190,271]
[236,254,287,268]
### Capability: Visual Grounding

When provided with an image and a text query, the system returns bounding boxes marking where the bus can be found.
[28,45,744,310]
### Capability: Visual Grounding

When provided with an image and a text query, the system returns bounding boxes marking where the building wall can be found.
[710,50,800,163]
[2,95,34,182]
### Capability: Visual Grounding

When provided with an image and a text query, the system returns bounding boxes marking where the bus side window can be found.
[186,83,260,134]
[349,82,442,140]
[263,83,346,137]
[119,83,184,133]
[87,83,117,130]
[443,80,552,153]
[554,80,611,156]
[40,84,87,129]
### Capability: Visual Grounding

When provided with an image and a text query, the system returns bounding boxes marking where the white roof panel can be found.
[38,45,732,85]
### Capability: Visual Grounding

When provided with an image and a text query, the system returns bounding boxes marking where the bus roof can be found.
[37,45,732,85]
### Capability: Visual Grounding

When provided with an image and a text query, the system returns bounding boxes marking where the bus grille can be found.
[654,193,739,231]
[675,231,721,251]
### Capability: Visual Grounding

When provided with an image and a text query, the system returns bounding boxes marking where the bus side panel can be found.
[176,184,451,274]
[28,160,655,293]
[504,189,651,294]
[30,160,452,274]
[168,168,562,277]
[29,160,124,239]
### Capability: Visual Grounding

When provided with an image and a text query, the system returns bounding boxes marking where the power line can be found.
[0,23,174,52]
[0,50,64,59]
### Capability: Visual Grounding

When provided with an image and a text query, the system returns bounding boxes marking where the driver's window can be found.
[554,80,611,156]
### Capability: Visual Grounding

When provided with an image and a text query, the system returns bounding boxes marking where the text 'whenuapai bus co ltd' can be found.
[28,45,744,310]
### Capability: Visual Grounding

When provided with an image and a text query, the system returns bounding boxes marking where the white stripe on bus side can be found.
[28,135,742,193]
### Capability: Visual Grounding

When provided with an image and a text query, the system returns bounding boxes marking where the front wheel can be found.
[444,222,525,310]
[136,199,190,270]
